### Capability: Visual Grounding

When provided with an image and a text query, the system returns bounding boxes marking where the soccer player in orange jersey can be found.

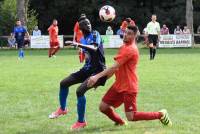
[88,25,172,127]
[48,19,60,58]
[120,18,135,32]
[73,14,86,63]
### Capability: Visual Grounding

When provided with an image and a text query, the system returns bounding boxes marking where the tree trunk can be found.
[17,0,27,26]
[186,0,194,45]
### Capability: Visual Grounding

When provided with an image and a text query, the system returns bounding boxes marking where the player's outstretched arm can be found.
[87,62,120,87]
[65,41,97,51]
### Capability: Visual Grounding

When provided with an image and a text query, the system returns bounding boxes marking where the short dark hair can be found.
[127,25,138,35]
[78,14,87,22]
[126,17,131,23]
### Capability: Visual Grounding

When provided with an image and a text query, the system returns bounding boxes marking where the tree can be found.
[186,0,194,44]
[17,0,26,25]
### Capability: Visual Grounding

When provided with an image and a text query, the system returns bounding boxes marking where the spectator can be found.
[7,33,16,48]
[197,25,200,34]
[32,26,41,36]
[116,28,123,38]
[24,34,30,47]
[174,26,182,34]
[160,24,169,35]
[106,26,113,35]
[182,26,190,34]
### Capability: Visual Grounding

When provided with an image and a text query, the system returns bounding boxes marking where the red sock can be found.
[101,107,125,124]
[132,111,162,121]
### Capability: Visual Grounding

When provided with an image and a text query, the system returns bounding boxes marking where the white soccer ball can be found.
[99,5,116,22]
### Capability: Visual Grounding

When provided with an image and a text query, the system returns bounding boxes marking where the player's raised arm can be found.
[65,41,98,51]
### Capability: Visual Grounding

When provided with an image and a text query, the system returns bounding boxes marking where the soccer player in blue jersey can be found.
[49,15,107,130]
[13,20,29,59]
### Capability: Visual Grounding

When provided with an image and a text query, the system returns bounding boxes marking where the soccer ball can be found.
[99,5,116,22]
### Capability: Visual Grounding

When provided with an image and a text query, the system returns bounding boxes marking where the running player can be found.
[73,14,86,63]
[48,19,60,58]
[49,16,107,130]
[146,14,160,60]
[13,20,29,59]
[88,25,172,126]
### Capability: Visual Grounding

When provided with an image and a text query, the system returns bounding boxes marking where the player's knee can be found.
[76,90,84,97]
[60,80,66,88]
[126,112,135,121]
[99,102,108,113]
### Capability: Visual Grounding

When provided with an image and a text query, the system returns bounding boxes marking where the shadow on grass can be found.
[66,124,162,134]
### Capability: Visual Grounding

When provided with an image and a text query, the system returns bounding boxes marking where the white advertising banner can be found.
[30,35,63,48]
[101,35,123,48]
[159,34,192,48]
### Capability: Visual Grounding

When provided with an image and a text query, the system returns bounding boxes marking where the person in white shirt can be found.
[106,26,114,35]
[146,14,160,60]
[32,26,41,36]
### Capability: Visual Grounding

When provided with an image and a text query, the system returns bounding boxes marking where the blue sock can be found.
[77,96,86,123]
[18,50,22,58]
[21,50,24,58]
[59,87,69,111]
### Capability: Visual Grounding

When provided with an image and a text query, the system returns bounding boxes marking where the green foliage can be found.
[27,8,38,34]
[0,0,38,35]
[0,0,16,35]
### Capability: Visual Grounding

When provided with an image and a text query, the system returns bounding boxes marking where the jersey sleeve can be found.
[114,47,134,65]
[74,22,79,33]
[91,31,101,47]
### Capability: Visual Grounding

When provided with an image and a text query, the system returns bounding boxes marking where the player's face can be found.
[53,20,58,26]
[16,21,21,26]
[152,15,157,22]
[79,19,92,33]
[123,29,135,43]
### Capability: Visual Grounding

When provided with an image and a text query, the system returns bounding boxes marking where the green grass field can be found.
[0,48,200,134]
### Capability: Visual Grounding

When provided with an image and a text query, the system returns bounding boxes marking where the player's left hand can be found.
[87,76,98,88]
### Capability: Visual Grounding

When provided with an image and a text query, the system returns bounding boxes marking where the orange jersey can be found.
[121,20,135,31]
[48,25,59,43]
[112,43,139,93]
[74,22,83,42]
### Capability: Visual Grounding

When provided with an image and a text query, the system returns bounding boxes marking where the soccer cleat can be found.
[115,120,128,126]
[71,121,87,130]
[159,109,172,126]
[49,108,67,119]
[52,55,56,58]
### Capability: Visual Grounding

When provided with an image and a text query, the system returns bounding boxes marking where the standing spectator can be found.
[7,33,16,48]
[146,14,160,60]
[116,28,124,38]
[48,19,60,58]
[197,25,200,34]
[13,20,29,59]
[32,26,41,36]
[174,26,182,34]
[182,26,190,34]
[106,26,113,35]
[160,24,169,35]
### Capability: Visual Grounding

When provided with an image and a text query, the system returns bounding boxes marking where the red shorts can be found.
[102,88,137,112]
[50,42,59,48]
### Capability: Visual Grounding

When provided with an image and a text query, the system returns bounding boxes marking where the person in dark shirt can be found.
[49,16,107,130]
[13,20,29,59]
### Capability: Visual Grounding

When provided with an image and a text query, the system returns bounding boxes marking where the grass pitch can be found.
[0,48,200,134]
